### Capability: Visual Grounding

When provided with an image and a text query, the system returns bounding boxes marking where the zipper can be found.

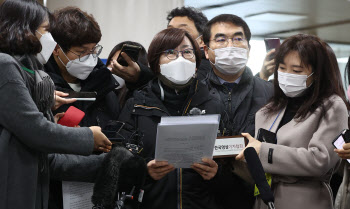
[228,91,232,114]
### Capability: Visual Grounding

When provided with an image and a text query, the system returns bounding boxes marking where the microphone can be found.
[244,147,275,209]
[92,146,147,209]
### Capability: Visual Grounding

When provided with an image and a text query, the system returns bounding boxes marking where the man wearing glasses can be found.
[43,7,120,209]
[202,14,273,209]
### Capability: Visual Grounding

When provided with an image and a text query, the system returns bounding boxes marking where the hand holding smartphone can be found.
[264,38,281,61]
[257,128,277,144]
[117,44,142,66]
[333,129,350,162]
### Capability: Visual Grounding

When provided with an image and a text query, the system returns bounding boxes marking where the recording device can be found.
[117,44,142,67]
[264,38,281,61]
[102,121,126,144]
[92,146,147,209]
[57,106,85,127]
[66,91,97,101]
[333,129,350,163]
[257,128,277,144]
[244,147,275,209]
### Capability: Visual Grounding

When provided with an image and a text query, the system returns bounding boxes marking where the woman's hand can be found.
[89,126,112,153]
[147,160,175,180]
[236,133,262,161]
[191,158,218,180]
[334,143,350,159]
[53,90,77,110]
[54,112,65,123]
[111,52,141,83]
[259,49,275,81]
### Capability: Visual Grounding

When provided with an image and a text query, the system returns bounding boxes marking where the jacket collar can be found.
[133,77,212,116]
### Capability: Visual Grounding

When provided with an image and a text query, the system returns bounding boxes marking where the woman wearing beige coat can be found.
[236,34,349,209]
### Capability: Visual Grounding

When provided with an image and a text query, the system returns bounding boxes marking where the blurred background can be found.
[3,0,350,80]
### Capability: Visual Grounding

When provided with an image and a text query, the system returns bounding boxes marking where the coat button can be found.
[133,109,136,112]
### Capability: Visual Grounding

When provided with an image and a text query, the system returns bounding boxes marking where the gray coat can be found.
[253,95,347,209]
[335,161,350,209]
[0,53,94,209]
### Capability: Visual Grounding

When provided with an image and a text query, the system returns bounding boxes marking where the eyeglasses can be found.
[68,44,103,62]
[163,49,195,60]
[211,36,246,48]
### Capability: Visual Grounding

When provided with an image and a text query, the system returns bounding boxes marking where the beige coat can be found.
[253,95,348,209]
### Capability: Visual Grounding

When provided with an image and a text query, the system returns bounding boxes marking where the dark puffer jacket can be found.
[44,55,120,128]
[118,78,226,209]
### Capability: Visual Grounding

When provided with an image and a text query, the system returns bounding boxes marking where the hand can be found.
[259,49,276,81]
[147,160,175,180]
[54,112,65,123]
[334,143,350,159]
[111,52,141,83]
[191,158,218,180]
[89,126,112,152]
[236,133,262,161]
[53,90,77,110]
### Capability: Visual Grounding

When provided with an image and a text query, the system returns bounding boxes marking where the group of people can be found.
[0,0,350,209]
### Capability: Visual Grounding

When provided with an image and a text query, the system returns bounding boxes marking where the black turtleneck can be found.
[277,96,306,131]
[151,79,190,116]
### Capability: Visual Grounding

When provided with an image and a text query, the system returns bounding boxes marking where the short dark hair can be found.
[266,34,349,119]
[51,7,101,52]
[148,28,201,75]
[167,6,208,35]
[106,41,148,67]
[203,14,251,46]
[0,0,50,55]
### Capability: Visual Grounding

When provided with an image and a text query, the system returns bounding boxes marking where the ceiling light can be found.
[245,12,307,22]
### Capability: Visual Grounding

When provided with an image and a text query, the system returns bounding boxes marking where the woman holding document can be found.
[117,28,224,209]
[236,34,349,209]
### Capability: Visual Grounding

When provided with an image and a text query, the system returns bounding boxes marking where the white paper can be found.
[213,137,245,156]
[155,114,220,168]
[62,181,94,209]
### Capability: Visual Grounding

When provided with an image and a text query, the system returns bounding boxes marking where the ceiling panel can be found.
[185,0,350,44]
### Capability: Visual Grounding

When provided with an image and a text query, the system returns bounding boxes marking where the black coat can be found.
[118,78,226,209]
[44,56,120,128]
[204,66,273,209]
[206,66,273,136]
[44,56,120,209]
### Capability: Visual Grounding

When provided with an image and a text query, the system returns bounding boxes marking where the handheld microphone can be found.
[92,146,147,209]
[244,147,275,209]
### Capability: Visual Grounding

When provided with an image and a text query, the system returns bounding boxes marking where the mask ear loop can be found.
[306,72,315,88]
[57,45,72,67]
[158,78,165,101]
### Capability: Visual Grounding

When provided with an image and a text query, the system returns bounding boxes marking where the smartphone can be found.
[333,129,350,163]
[66,91,97,101]
[264,38,281,60]
[257,128,277,144]
[117,44,142,66]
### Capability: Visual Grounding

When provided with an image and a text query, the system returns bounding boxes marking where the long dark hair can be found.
[265,34,349,120]
[0,0,50,55]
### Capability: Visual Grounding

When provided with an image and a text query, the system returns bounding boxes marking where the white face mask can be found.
[209,46,248,75]
[159,56,196,85]
[278,71,314,97]
[107,67,125,89]
[57,45,98,80]
[36,31,57,64]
